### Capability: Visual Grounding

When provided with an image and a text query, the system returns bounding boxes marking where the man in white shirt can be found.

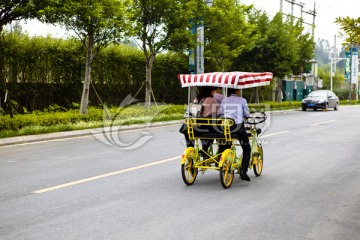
[220,88,251,181]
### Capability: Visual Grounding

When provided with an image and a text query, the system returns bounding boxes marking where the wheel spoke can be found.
[223,168,228,181]
[186,169,191,179]
[181,152,198,186]
[186,161,193,180]
[253,145,263,176]
[220,151,234,188]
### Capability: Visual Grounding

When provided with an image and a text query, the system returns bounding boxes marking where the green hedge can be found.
[0,32,189,112]
[0,104,185,138]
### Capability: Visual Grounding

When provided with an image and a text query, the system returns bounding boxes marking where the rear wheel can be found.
[302,107,306,111]
[253,143,264,176]
[181,149,198,186]
[219,149,235,189]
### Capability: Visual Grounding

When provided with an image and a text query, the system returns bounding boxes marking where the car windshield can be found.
[308,91,328,97]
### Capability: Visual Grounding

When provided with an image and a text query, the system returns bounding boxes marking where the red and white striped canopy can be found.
[178,72,273,89]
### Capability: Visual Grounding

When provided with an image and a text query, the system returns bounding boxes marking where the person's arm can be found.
[214,93,224,104]
[211,98,220,117]
[242,98,250,118]
[220,99,224,117]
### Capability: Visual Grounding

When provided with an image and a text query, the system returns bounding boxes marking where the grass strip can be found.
[1,101,359,138]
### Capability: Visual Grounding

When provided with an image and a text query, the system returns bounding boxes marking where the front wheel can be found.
[334,103,339,110]
[324,103,329,111]
[219,149,235,189]
[252,143,264,176]
[181,148,198,186]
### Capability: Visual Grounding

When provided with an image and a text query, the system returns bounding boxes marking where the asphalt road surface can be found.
[1,106,360,240]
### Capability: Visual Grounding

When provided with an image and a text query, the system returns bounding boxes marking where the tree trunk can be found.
[144,54,155,109]
[79,34,94,114]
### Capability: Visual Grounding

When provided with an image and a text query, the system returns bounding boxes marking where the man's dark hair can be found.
[227,88,237,96]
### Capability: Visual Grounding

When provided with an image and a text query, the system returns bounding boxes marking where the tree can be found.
[129,0,200,108]
[335,17,360,45]
[233,12,314,78]
[289,23,314,74]
[0,0,42,117]
[230,12,314,103]
[39,0,129,114]
[204,0,255,71]
[0,1,36,30]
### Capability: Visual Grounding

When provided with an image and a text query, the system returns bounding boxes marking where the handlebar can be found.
[245,112,267,125]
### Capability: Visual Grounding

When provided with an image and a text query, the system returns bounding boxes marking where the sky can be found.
[18,0,360,47]
[242,0,360,45]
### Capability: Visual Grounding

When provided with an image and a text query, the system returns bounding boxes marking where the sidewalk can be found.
[0,120,183,147]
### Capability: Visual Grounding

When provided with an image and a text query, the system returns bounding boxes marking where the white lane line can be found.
[33,156,180,194]
[350,114,360,118]
[33,130,291,193]
[261,131,289,138]
[310,119,337,127]
[310,113,324,116]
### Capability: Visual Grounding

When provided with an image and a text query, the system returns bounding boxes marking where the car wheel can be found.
[324,103,328,111]
[334,103,339,110]
[302,107,306,111]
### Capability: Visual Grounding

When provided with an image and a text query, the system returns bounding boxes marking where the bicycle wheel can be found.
[219,149,235,189]
[181,148,198,186]
[253,143,263,176]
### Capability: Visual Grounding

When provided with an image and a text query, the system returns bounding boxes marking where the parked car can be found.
[302,90,339,111]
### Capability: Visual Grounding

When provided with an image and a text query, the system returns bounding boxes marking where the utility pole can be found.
[283,1,317,39]
[301,2,317,39]
[300,3,304,24]
[285,0,304,18]
[280,1,318,97]
[312,2,316,38]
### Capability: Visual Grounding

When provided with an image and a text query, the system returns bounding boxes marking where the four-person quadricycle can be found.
[178,72,273,189]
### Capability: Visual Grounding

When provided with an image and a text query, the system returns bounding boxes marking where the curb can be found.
[0,120,183,147]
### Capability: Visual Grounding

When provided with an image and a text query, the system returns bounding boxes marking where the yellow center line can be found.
[261,131,289,138]
[33,156,180,194]
[310,119,337,127]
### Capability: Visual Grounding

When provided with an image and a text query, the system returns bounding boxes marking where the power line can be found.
[314,0,358,16]
[281,0,317,37]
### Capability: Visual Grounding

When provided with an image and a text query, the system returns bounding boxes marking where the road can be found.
[1,106,360,240]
